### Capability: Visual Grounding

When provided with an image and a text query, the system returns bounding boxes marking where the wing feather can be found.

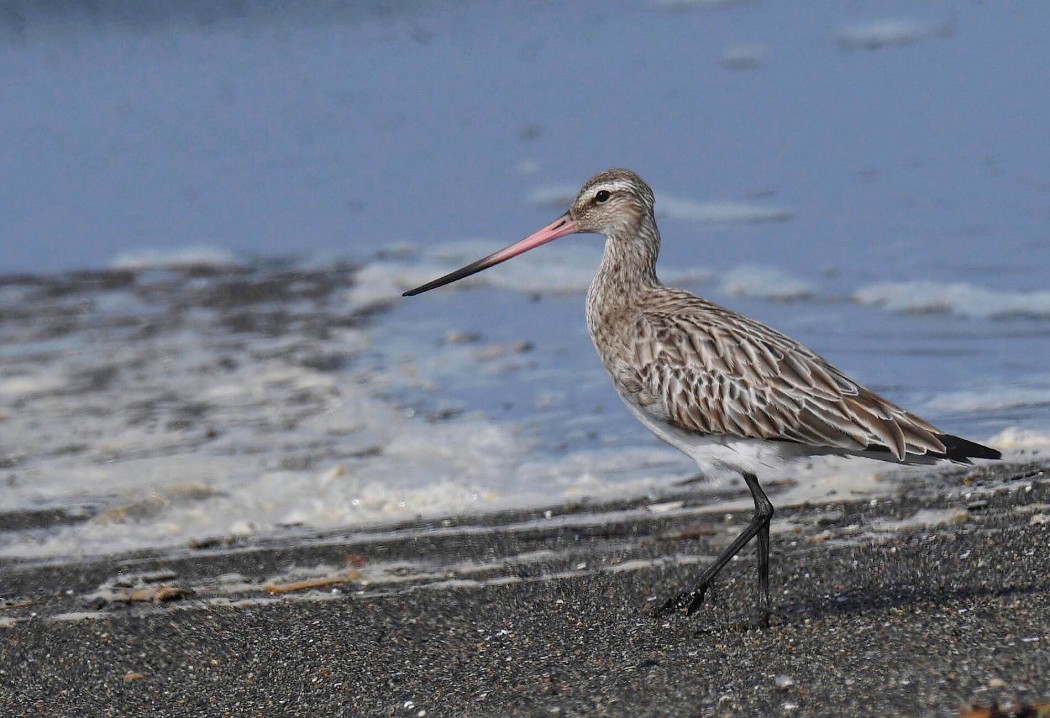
[621,292,947,460]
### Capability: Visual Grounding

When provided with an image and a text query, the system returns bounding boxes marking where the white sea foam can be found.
[720,265,815,301]
[0,268,704,560]
[853,281,1050,319]
[347,260,465,310]
[986,427,1050,452]
[111,246,238,271]
[0,381,515,558]
[835,19,953,50]
[928,387,1050,414]
[0,373,69,400]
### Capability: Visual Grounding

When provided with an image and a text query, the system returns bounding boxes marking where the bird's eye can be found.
[595,190,611,203]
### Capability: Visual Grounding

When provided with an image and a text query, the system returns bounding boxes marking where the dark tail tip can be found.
[937,433,1002,463]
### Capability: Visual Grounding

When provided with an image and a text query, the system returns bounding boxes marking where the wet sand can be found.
[2,459,1048,716]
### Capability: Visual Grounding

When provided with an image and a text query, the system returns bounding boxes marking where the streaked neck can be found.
[590,214,661,301]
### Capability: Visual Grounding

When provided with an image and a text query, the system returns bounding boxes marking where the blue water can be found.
[3,0,1048,447]
[1,1,1045,279]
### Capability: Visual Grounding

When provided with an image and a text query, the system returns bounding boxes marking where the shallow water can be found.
[1,1,1048,559]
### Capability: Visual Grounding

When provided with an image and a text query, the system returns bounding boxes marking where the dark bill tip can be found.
[401,213,578,298]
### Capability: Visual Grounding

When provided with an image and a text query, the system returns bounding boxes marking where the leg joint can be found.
[742,472,774,522]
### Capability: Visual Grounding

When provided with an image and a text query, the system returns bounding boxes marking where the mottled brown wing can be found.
[624,297,947,460]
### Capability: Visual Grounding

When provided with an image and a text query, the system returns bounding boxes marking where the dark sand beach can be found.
[2,459,1047,717]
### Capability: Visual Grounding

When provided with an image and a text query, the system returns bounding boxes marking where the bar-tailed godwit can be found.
[403,168,1001,622]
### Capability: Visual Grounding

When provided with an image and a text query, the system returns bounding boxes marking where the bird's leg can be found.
[754,501,773,627]
[653,472,775,620]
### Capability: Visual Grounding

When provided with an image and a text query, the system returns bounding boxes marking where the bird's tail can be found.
[937,434,1002,463]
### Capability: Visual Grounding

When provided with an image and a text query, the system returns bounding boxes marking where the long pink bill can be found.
[402,214,578,297]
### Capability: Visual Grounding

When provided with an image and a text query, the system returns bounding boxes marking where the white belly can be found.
[618,391,800,481]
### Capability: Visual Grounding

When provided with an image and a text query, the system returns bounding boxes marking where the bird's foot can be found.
[753,605,772,629]
[748,604,788,630]
[651,586,708,618]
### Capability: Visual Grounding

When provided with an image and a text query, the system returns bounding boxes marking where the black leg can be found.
[755,513,772,627]
[653,472,775,619]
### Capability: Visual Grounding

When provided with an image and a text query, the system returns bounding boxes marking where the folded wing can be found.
[621,296,948,461]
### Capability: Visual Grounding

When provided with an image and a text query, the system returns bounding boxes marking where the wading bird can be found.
[403,168,1001,622]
